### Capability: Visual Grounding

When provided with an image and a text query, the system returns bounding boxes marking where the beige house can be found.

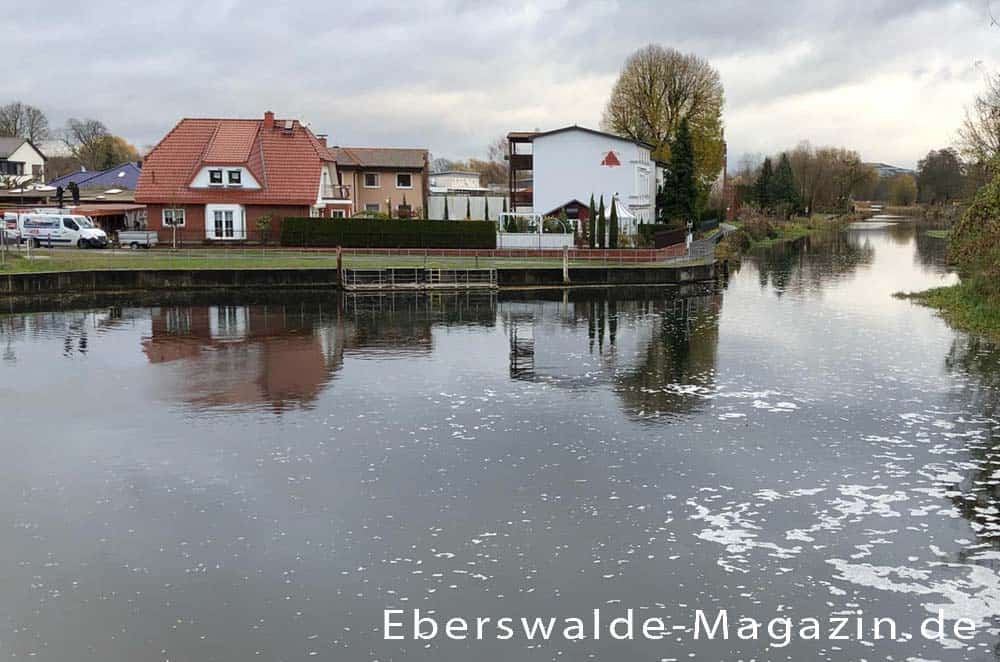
[329,147,428,218]
[0,137,46,187]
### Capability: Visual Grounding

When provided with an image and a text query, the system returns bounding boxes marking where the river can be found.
[2,220,999,661]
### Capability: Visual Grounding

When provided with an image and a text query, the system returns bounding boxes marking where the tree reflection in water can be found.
[502,286,722,422]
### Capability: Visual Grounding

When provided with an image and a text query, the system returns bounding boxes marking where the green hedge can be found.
[280,218,496,249]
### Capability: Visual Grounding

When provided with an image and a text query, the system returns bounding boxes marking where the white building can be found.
[429,170,485,193]
[507,126,660,237]
[0,137,46,186]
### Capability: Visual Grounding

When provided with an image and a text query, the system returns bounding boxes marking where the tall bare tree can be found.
[0,101,50,143]
[601,45,725,189]
[958,73,1000,166]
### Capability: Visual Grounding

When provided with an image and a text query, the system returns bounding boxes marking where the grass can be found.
[896,282,1000,340]
[0,247,707,274]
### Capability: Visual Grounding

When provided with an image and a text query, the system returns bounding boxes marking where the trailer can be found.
[118,230,158,249]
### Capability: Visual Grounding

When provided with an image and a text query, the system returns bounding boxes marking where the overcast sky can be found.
[6,1,998,168]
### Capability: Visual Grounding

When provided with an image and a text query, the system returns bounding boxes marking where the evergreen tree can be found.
[754,157,774,210]
[658,117,697,224]
[587,194,597,248]
[443,197,449,221]
[484,197,490,222]
[771,152,799,213]
[597,196,606,249]
[608,196,619,248]
[466,197,471,220]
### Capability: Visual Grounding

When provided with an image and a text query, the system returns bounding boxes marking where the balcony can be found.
[511,189,533,206]
[322,184,352,200]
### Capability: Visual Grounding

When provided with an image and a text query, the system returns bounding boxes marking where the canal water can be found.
[1,220,999,661]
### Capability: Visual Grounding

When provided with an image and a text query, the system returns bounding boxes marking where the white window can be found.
[206,204,244,239]
[363,172,379,188]
[365,203,380,212]
[396,173,412,189]
[330,210,345,218]
[162,208,185,226]
[635,164,651,199]
[208,169,223,185]
[228,170,242,186]
[214,209,235,237]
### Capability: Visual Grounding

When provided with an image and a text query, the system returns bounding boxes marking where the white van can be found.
[19,213,109,249]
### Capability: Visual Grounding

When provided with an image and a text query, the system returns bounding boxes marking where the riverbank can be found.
[896,282,1000,340]
[716,212,855,262]
[0,261,718,305]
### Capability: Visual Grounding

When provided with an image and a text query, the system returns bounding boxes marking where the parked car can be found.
[118,230,158,249]
[19,213,109,248]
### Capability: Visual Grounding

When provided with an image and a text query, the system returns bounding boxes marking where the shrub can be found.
[280,217,497,249]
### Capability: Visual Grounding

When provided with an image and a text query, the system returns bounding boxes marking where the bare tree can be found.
[0,101,50,143]
[601,44,725,187]
[958,72,1000,166]
[64,118,109,155]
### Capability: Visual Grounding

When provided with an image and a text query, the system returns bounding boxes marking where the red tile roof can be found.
[136,116,332,205]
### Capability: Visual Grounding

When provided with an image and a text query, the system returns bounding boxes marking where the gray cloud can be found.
[4,0,997,166]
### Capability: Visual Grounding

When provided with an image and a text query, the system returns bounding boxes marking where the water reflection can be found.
[139,293,499,413]
[502,287,722,420]
[5,221,1000,661]
[754,230,876,295]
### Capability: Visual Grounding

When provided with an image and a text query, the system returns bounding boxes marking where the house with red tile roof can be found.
[136,111,352,241]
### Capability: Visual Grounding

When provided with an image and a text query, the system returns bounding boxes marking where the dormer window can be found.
[208,169,223,185]
[228,169,242,186]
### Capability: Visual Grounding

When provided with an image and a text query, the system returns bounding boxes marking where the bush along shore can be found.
[898,165,1000,339]
[715,211,857,264]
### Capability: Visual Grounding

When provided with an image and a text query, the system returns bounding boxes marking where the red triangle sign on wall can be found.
[601,150,621,167]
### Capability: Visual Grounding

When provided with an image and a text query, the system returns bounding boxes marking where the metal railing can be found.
[321,184,352,200]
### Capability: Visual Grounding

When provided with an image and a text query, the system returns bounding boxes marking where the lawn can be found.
[0,247,707,274]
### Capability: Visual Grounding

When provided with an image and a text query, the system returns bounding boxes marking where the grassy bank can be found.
[0,248,706,275]
[717,213,853,262]
[896,282,1000,340]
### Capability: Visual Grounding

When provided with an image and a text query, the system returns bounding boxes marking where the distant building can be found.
[506,125,660,237]
[429,170,486,193]
[50,161,142,191]
[0,137,46,186]
[329,146,429,218]
[867,162,915,179]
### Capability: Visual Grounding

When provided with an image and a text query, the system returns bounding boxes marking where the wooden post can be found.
[336,245,343,288]
[562,245,570,284]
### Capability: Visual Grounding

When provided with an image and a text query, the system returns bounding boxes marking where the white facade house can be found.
[508,126,659,237]
[429,170,484,192]
[0,138,46,186]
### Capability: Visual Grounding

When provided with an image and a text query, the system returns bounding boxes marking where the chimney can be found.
[317,133,328,148]
[263,110,274,130]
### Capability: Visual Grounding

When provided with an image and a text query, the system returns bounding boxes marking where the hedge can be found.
[280,218,497,249]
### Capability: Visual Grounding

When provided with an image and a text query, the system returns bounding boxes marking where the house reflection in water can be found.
[142,304,343,412]
[141,292,498,413]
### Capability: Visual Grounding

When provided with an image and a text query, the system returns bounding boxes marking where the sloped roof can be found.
[203,121,259,163]
[49,162,142,189]
[507,125,654,149]
[135,116,332,205]
[0,137,37,159]
[331,146,427,170]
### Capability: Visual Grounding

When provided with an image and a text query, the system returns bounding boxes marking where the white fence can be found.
[428,194,508,221]
[496,232,574,249]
